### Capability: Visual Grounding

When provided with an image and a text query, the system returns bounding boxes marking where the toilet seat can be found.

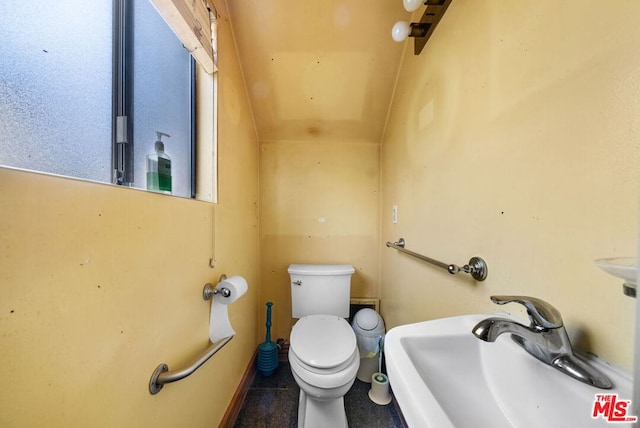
[290,315,357,369]
[289,347,359,390]
[289,315,359,389]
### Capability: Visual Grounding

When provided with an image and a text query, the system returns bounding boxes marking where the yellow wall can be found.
[260,140,380,340]
[381,1,640,370]
[3,2,640,426]
[0,1,259,426]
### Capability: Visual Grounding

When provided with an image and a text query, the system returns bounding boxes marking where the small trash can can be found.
[351,308,386,383]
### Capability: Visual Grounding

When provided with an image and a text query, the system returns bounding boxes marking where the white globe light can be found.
[391,21,411,42]
[403,0,423,12]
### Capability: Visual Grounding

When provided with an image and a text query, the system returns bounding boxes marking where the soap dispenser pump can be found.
[146,131,172,194]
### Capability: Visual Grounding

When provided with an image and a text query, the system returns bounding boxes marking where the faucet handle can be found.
[490,295,564,329]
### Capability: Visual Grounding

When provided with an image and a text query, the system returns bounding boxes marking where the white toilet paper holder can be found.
[203,274,231,300]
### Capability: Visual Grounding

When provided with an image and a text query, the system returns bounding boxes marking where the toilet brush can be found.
[369,335,392,405]
[257,301,279,376]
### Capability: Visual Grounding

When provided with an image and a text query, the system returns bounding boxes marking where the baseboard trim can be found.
[218,349,257,428]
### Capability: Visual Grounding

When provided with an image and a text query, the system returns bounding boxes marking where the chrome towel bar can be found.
[386,238,488,281]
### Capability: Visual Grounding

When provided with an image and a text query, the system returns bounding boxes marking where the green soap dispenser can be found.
[146,131,172,194]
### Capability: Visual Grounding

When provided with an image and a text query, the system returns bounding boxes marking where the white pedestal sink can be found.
[385,314,634,428]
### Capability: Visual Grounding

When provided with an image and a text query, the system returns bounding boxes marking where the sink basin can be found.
[385,314,633,428]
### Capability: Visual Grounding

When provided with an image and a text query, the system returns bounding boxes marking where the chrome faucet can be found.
[472,295,612,389]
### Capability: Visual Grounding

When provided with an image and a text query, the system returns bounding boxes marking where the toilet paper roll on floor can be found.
[209,275,248,343]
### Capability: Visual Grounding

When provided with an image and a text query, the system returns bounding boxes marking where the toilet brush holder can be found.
[368,372,392,405]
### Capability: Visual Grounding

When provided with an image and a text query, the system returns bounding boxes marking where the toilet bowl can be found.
[289,314,360,428]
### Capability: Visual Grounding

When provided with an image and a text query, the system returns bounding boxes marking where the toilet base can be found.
[297,389,348,428]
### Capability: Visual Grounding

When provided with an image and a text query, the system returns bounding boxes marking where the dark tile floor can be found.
[233,362,405,428]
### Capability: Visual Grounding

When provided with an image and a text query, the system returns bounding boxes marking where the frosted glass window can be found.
[0,0,112,182]
[0,0,199,199]
[132,0,193,198]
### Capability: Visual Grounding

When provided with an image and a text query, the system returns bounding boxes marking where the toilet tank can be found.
[288,264,355,318]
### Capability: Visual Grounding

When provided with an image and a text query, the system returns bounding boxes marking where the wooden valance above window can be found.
[150,0,217,73]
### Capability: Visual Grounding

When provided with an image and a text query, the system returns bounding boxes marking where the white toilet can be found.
[287,264,360,428]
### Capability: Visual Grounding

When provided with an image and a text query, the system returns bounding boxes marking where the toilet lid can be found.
[290,315,356,369]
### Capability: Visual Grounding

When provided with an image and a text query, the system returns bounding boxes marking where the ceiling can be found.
[226,0,411,143]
